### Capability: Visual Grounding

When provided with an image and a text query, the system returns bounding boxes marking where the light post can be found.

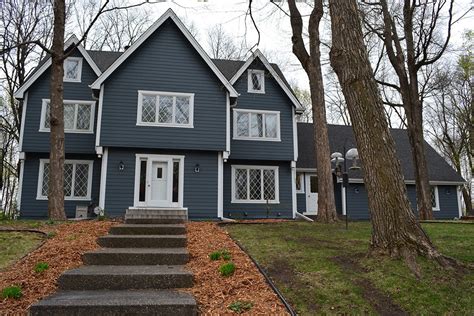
[331,147,360,229]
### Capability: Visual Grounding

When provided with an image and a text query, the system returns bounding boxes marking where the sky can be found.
[122,0,474,91]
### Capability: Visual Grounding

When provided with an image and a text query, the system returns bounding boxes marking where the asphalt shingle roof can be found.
[297,123,465,183]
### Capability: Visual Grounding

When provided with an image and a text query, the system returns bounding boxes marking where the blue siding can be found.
[22,50,98,154]
[104,148,218,219]
[223,160,293,219]
[100,19,226,151]
[296,193,306,213]
[230,59,294,161]
[20,153,101,218]
[436,185,460,219]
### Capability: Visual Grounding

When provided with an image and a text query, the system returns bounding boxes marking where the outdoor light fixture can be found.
[118,161,125,171]
[346,148,361,170]
[194,164,200,173]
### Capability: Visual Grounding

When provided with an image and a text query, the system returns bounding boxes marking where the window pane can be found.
[249,169,262,200]
[310,176,318,193]
[44,103,51,128]
[76,104,91,130]
[263,169,276,200]
[64,59,79,79]
[42,163,50,196]
[172,161,180,203]
[139,160,147,202]
[430,187,437,208]
[175,97,190,124]
[250,113,263,137]
[235,169,248,200]
[265,114,278,138]
[64,104,75,130]
[141,95,156,123]
[158,96,173,123]
[296,173,302,191]
[236,112,249,137]
[64,164,74,196]
[74,164,89,197]
[251,72,262,90]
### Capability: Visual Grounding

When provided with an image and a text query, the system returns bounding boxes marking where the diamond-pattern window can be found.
[233,167,278,203]
[265,114,278,138]
[139,92,192,126]
[250,113,263,137]
[430,186,439,209]
[234,110,279,140]
[39,161,92,199]
[42,101,93,132]
[248,70,264,93]
[64,57,81,81]
[76,104,91,130]
[64,104,75,130]
[236,112,249,137]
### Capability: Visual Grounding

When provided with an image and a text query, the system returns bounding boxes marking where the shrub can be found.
[46,231,56,239]
[221,250,231,261]
[1,286,22,299]
[209,251,221,261]
[34,262,49,273]
[46,219,55,225]
[219,262,236,277]
[228,301,253,313]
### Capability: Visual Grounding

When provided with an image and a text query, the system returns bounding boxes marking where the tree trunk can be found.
[288,0,338,222]
[329,0,451,270]
[461,187,472,215]
[48,0,66,220]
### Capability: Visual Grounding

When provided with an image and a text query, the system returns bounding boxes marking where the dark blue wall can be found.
[223,160,293,219]
[20,153,101,218]
[22,50,98,154]
[229,58,294,161]
[104,148,218,219]
[100,19,227,151]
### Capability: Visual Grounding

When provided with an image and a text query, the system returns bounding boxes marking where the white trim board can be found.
[90,9,238,98]
[99,148,109,209]
[18,92,28,152]
[230,165,280,204]
[39,99,96,134]
[232,108,281,142]
[229,49,303,112]
[14,35,102,99]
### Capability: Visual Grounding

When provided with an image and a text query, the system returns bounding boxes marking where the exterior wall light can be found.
[194,164,200,173]
[118,161,125,171]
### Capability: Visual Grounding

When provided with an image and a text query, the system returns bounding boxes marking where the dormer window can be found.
[248,69,265,93]
[63,57,82,82]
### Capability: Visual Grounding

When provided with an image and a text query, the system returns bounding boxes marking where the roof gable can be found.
[90,9,238,97]
[14,35,101,99]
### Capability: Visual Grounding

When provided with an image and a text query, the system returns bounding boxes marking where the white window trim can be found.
[136,90,194,128]
[247,69,265,94]
[63,57,83,82]
[296,172,304,193]
[231,165,280,204]
[432,186,440,211]
[36,159,94,201]
[233,108,281,142]
[39,99,95,134]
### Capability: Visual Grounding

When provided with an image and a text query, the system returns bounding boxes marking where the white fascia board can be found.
[14,35,102,99]
[229,49,303,111]
[90,9,238,97]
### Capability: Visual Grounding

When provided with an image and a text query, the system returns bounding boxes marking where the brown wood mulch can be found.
[0,220,116,315]
[185,222,289,315]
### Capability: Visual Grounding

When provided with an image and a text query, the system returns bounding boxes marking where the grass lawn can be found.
[0,232,45,270]
[226,222,474,315]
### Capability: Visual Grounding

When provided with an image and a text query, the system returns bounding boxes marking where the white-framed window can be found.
[233,109,280,141]
[40,99,95,133]
[247,69,265,93]
[231,165,279,204]
[63,57,83,82]
[296,172,304,193]
[431,186,440,211]
[137,90,194,128]
[37,159,93,200]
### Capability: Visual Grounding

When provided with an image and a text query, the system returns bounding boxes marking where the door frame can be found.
[133,154,185,208]
[304,173,318,215]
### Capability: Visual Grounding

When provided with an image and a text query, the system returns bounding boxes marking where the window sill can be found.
[36,196,92,201]
[231,200,280,204]
[247,90,265,94]
[233,136,281,142]
[39,129,94,134]
[296,191,305,194]
[136,122,194,129]
[63,79,81,83]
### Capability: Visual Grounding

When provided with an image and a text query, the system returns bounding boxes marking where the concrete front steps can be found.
[29,211,196,315]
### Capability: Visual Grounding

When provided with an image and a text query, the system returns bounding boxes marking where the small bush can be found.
[221,250,231,261]
[46,219,55,225]
[228,301,253,313]
[209,251,221,261]
[34,262,49,273]
[46,231,57,239]
[1,286,22,299]
[97,215,106,221]
[219,262,236,277]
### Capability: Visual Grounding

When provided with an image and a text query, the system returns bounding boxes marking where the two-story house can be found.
[14,9,465,220]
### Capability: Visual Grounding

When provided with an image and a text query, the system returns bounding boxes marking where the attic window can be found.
[63,57,82,82]
[248,69,265,93]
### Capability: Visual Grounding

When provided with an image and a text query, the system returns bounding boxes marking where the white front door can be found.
[305,174,318,215]
[149,161,169,206]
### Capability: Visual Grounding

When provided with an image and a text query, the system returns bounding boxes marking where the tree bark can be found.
[329,0,451,270]
[48,0,66,220]
[288,0,338,222]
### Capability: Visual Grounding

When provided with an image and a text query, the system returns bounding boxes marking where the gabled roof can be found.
[297,123,465,184]
[228,49,303,112]
[90,9,238,97]
[14,35,102,99]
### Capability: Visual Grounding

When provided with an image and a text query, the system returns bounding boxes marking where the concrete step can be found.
[58,265,193,290]
[125,217,186,224]
[98,234,187,248]
[83,248,189,265]
[29,290,197,316]
[126,208,188,217]
[109,224,186,235]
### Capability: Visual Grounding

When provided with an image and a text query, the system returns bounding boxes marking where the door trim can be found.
[133,154,185,208]
[305,173,318,215]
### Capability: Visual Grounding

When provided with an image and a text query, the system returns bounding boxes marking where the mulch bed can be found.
[185,222,289,315]
[0,220,116,314]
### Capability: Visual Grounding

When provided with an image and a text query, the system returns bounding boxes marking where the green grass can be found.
[219,262,236,277]
[34,262,49,273]
[226,222,474,315]
[0,232,44,270]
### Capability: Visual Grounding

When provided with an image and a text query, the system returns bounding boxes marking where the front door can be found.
[150,161,169,206]
[305,174,318,215]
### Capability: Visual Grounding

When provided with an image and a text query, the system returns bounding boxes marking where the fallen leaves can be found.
[185,222,289,315]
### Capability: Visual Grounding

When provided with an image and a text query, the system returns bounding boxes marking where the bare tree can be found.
[329,0,455,273]
[293,86,312,122]
[325,70,350,125]
[207,24,246,60]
